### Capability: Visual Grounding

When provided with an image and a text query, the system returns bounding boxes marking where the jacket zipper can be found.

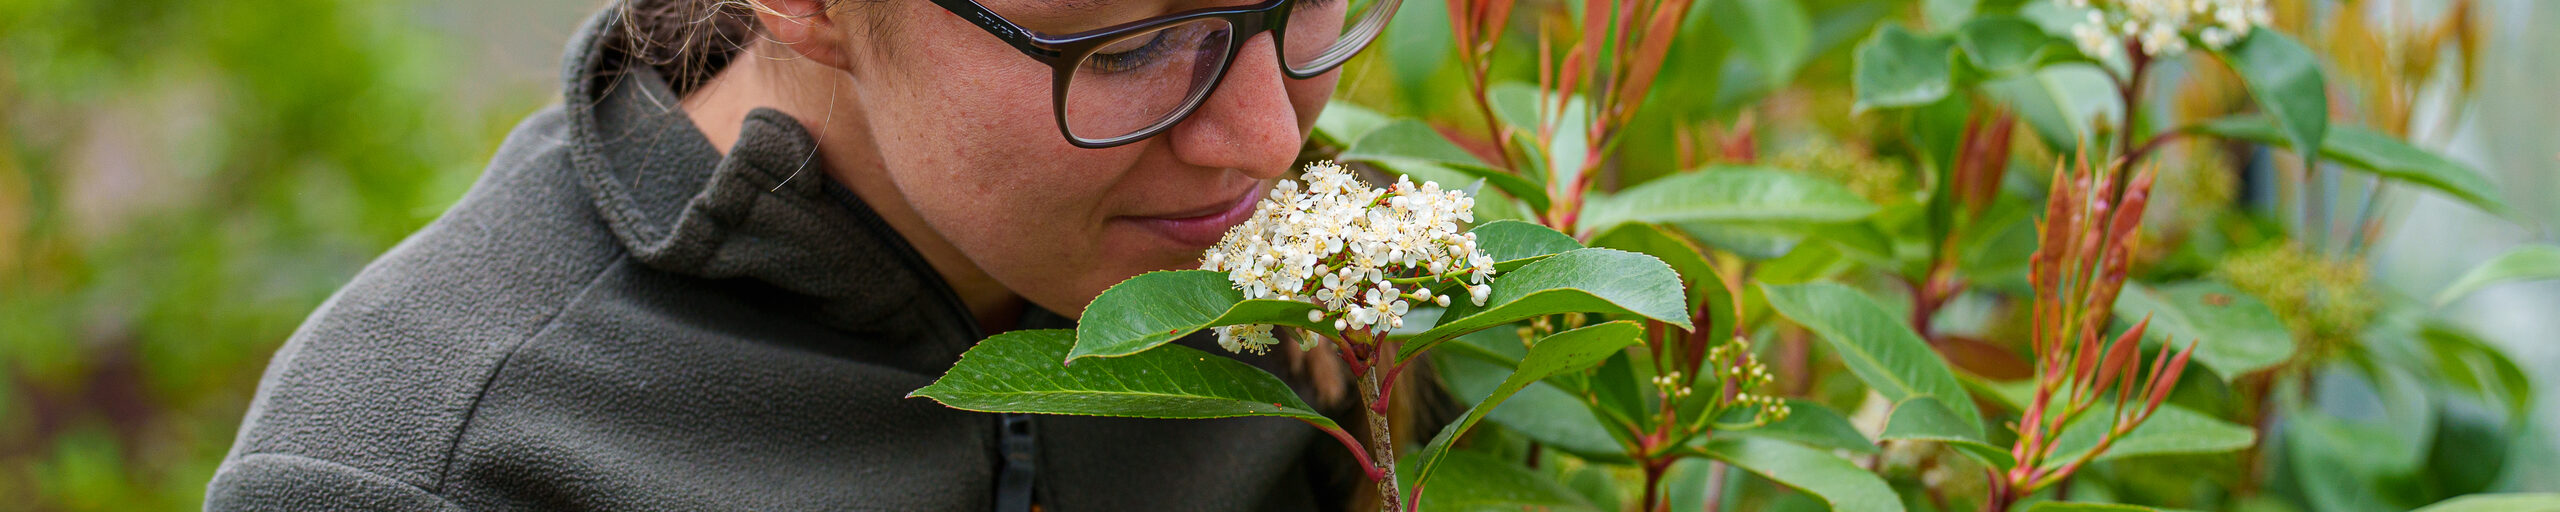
[957,303,1036,512]
[947,287,1035,512]
[995,413,1037,512]
[823,182,1037,511]
[961,310,1036,512]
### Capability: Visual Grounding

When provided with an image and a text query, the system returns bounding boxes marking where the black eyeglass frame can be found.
[928,0,1397,148]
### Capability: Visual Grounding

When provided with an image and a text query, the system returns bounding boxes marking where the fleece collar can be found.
[554,10,1019,345]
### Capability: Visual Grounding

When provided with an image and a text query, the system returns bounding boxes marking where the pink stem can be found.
[1311,421,1381,482]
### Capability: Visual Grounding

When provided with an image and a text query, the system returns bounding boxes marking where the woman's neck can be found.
[678,48,1027,335]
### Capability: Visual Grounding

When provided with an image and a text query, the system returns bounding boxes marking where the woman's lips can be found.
[1122,184,1266,249]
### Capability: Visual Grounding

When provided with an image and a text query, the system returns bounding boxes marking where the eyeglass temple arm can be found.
[928,0,1066,62]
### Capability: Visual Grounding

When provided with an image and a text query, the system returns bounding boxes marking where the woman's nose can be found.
[1164,32,1300,181]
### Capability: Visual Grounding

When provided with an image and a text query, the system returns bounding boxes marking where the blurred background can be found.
[0,0,592,507]
[0,0,2550,509]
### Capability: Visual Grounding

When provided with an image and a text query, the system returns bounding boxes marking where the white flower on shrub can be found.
[2058,0,2271,58]
[1199,162,1497,355]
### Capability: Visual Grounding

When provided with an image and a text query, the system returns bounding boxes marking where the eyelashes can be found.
[1083,31,1175,73]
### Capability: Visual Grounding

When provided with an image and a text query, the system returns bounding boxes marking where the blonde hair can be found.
[607,0,875,95]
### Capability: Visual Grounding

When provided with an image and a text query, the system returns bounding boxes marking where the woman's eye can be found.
[1083,32,1174,74]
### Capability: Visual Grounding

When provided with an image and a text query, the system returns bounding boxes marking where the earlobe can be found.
[749,0,851,69]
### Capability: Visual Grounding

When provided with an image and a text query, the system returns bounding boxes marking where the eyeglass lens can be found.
[1059,0,1395,144]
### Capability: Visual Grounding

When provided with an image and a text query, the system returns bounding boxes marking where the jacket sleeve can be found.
[204,453,463,512]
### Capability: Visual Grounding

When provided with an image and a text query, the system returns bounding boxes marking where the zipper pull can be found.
[995,413,1037,512]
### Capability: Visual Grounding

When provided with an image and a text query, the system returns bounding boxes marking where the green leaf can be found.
[2111,281,2296,380]
[1434,352,1631,462]
[1924,0,1978,29]
[1563,465,1625,512]
[1957,199,2040,284]
[1487,83,1592,191]
[1314,100,1391,148]
[1585,351,1654,438]
[1408,322,1646,508]
[2419,323,2535,422]
[1730,399,1880,455]
[2189,116,2504,213]
[1342,120,1553,212]
[1069,271,1333,361]
[1676,221,1826,262]
[1651,2,1732,117]
[1438,324,1530,364]
[1659,458,1724,512]
[1544,100,1590,193]
[2348,360,2443,473]
[1880,396,2016,469]
[1711,0,1813,91]
[2435,245,2560,306]
[1399,248,1691,359]
[2410,493,2560,512]
[2043,403,2255,467]
[1760,282,1985,433]
[1957,15,2072,77]
[1336,119,1486,171]
[1395,450,1605,512]
[1908,90,1972,212]
[1578,166,1880,235]
[1487,82,1541,138]
[1484,86,1550,183]
[2287,409,2407,512]
[1382,0,1453,104]
[1701,436,1907,512]
[1504,131,1554,187]
[2424,399,2515,498]
[1816,221,1901,268]
[1470,220,1584,271]
[1961,371,2035,413]
[1853,24,1958,112]
[1982,65,2121,151]
[1590,221,1734,315]
[910,330,1336,430]
[2217,30,2328,169]
[1471,183,1532,223]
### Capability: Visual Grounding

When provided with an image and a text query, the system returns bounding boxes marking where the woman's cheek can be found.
[961,155,1128,294]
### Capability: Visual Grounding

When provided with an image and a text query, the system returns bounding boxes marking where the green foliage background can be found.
[0,0,576,508]
[2,0,2557,510]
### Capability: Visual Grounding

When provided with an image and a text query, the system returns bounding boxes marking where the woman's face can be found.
[832,0,1339,317]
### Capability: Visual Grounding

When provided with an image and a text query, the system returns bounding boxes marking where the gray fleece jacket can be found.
[204,8,1352,511]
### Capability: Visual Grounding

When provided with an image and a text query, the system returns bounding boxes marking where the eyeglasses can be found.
[930,0,1400,148]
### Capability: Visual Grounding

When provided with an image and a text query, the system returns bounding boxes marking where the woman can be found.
[205,0,1395,508]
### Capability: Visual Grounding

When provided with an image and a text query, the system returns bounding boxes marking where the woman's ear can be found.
[749,0,852,69]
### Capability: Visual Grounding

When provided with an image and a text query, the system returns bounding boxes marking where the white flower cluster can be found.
[1199,162,1497,355]
[2058,0,2271,59]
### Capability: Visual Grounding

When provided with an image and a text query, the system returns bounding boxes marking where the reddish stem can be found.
[1371,338,1409,416]
[2110,38,2153,204]
[1637,457,1671,512]
[2119,130,2194,174]
[1984,479,2018,512]
[1359,360,1405,512]
[1314,422,1382,482]
[1907,260,1960,344]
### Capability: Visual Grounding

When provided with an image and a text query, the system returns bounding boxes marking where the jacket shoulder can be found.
[216,104,628,495]
[205,453,464,512]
